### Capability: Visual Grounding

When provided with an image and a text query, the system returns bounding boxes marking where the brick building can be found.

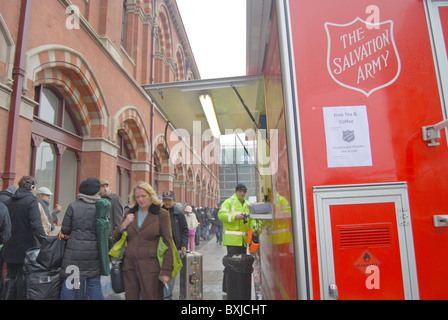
[0,0,220,214]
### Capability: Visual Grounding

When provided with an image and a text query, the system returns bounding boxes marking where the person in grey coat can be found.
[60,178,103,300]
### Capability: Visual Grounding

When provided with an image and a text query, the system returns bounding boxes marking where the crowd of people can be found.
[0,175,225,301]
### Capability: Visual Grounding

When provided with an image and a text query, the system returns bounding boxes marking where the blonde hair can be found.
[129,181,161,208]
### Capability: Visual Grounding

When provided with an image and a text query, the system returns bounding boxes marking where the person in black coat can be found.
[59,177,103,300]
[161,190,189,300]
[211,206,223,245]
[0,202,11,298]
[0,185,17,203]
[0,187,13,298]
[0,203,11,247]
[2,176,46,300]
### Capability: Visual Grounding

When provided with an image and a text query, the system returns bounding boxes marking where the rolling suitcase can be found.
[179,251,203,300]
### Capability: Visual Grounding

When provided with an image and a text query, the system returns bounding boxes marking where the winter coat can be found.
[185,212,198,231]
[211,208,223,227]
[60,195,101,279]
[101,192,124,237]
[162,205,189,250]
[37,198,54,235]
[113,204,174,300]
[218,193,256,247]
[2,188,46,264]
[0,190,13,204]
[0,202,11,245]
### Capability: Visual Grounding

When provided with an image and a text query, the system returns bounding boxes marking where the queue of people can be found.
[0,175,227,300]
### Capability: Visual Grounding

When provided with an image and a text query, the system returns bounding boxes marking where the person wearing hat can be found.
[184,205,198,251]
[36,187,58,235]
[99,179,124,249]
[161,190,189,300]
[60,177,104,300]
[218,183,258,294]
[2,176,47,300]
[0,185,17,203]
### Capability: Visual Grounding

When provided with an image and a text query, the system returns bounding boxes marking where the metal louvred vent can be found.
[337,223,392,249]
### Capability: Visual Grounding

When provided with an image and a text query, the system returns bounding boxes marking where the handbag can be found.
[109,231,127,294]
[109,230,127,258]
[157,220,183,282]
[36,234,68,270]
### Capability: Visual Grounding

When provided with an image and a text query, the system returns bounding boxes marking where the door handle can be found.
[329,283,338,299]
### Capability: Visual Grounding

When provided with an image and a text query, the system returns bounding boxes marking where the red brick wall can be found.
[0,0,219,206]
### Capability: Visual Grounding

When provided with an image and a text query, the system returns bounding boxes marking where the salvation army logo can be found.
[325,17,401,97]
[343,130,355,143]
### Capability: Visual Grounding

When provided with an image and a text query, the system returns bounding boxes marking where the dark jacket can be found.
[0,202,11,245]
[211,208,223,227]
[102,192,124,237]
[162,205,189,250]
[2,188,46,264]
[0,189,14,204]
[60,196,101,278]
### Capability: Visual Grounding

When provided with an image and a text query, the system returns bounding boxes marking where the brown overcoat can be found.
[113,203,174,300]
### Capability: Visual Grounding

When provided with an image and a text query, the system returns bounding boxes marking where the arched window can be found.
[31,86,82,220]
[34,86,80,135]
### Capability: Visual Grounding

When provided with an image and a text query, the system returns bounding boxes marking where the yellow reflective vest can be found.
[218,193,255,247]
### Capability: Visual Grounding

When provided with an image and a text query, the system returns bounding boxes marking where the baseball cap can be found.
[235,183,247,192]
[162,190,175,200]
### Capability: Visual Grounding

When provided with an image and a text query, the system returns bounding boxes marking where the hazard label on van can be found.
[354,249,381,276]
[325,17,401,97]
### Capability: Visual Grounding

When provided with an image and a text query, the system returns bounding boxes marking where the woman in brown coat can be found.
[114,182,174,300]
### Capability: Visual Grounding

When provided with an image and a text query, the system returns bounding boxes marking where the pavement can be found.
[102,233,263,300]
[173,233,264,300]
[172,234,227,300]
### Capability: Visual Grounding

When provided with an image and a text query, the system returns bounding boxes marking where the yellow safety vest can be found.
[218,193,254,247]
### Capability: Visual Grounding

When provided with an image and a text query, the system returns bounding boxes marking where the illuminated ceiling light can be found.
[199,94,221,138]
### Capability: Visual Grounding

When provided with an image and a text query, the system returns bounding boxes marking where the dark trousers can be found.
[3,263,26,300]
[0,252,4,298]
[222,246,246,293]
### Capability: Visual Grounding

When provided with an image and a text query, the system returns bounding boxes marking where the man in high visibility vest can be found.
[218,183,257,294]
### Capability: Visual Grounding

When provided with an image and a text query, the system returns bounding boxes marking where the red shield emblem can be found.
[325,17,401,96]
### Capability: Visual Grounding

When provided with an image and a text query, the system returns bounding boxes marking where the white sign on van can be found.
[323,105,372,168]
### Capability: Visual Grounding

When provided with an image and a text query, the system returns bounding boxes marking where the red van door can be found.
[330,202,404,299]
[314,183,419,300]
